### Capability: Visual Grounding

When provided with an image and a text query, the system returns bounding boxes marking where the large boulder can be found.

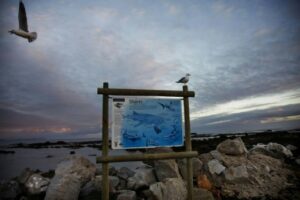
[286,144,297,151]
[217,137,247,155]
[52,155,96,183]
[250,143,293,159]
[154,159,182,181]
[116,190,136,200]
[193,188,214,200]
[17,168,35,184]
[127,166,156,190]
[117,167,135,180]
[149,178,187,200]
[45,174,81,200]
[267,143,293,158]
[25,173,50,195]
[224,165,249,183]
[177,157,203,180]
[210,150,248,167]
[45,155,96,200]
[79,175,118,199]
[207,159,226,175]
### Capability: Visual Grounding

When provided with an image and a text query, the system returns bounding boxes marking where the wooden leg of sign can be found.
[183,85,194,200]
[102,82,109,200]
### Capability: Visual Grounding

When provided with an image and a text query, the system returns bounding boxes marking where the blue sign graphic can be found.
[112,98,183,149]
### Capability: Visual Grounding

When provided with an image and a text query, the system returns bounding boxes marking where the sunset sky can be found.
[0,0,299,140]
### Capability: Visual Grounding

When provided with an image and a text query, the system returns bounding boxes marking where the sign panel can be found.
[112,98,183,149]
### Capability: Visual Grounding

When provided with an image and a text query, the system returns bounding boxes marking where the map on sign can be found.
[112,98,183,149]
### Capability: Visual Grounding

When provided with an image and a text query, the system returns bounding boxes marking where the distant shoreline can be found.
[1,130,299,152]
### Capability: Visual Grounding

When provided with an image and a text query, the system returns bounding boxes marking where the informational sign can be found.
[112,97,183,149]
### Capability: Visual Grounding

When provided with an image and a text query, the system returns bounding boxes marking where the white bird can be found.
[9,1,37,43]
[176,73,191,84]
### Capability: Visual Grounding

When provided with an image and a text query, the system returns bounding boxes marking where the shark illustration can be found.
[164,125,178,138]
[122,129,141,141]
[124,111,164,127]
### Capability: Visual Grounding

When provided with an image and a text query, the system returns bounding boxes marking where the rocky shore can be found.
[0,131,299,200]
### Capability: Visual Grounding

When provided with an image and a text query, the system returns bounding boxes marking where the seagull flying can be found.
[176,73,191,84]
[9,1,37,42]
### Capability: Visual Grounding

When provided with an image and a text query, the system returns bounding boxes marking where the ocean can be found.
[0,138,143,181]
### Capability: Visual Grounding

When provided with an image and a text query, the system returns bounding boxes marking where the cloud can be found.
[1,0,300,138]
[192,103,300,133]
[191,89,300,120]
[211,1,235,16]
[260,115,300,124]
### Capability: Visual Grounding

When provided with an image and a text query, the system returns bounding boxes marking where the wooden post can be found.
[102,82,109,200]
[97,83,196,200]
[183,85,194,200]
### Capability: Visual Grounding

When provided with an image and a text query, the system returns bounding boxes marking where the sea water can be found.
[0,146,143,181]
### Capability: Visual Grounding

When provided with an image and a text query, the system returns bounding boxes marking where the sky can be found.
[0,0,299,140]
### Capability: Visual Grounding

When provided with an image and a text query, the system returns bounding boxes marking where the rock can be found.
[79,180,100,199]
[17,168,35,184]
[193,188,214,200]
[220,153,293,199]
[251,143,293,159]
[154,159,181,181]
[286,144,297,151]
[117,190,136,200]
[210,150,223,161]
[79,175,118,199]
[149,182,165,200]
[94,175,120,190]
[177,157,203,180]
[296,159,300,165]
[45,174,81,200]
[127,166,156,190]
[249,144,274,157]
[0,180,21,199]
[224,165,249,183]
[109,166,118,176]
[149,178,187,200]
[25,174,50,195]
[267,143,293,158]
[210,150,248,167]
[117,167,135,180]
[199,153,214,164]
[217,137,247,155]
[45,156,96,200]
[95,167,102,175]
[118,179,127,190]
[197,174,212,190]
[207,159,225,175]
[147,148,181,181]
[53,155,96,184]
[140,189,154,199]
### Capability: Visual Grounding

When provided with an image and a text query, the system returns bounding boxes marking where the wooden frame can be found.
[97,82,197,200]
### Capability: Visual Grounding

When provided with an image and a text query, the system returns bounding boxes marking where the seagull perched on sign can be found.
[9,0,37,42]
[176,73,190,84]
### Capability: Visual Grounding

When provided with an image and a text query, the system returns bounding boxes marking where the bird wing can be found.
[18,1,28,32]
[176,77,185,83]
